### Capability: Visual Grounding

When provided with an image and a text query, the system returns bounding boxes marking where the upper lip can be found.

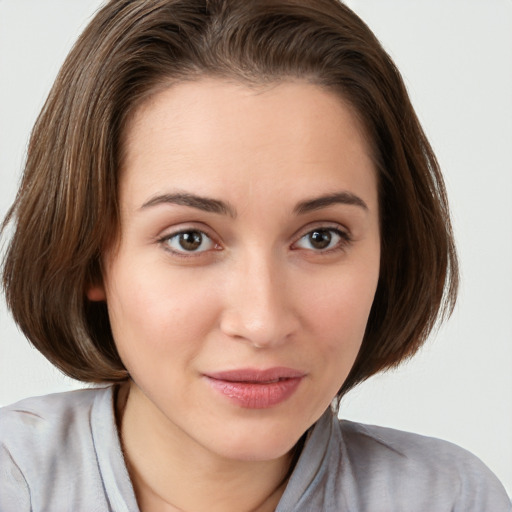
[204,367,306,383]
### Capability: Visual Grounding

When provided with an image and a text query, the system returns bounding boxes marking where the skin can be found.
[88,79,381,512]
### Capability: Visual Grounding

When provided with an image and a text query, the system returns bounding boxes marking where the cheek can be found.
[105,264,221,360]
[304,267,378,334]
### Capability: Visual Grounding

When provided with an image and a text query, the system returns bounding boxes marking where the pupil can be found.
[179,231,202,251]
[310,230,331,249]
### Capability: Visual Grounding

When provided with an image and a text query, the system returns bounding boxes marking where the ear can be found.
[86,283,107,302]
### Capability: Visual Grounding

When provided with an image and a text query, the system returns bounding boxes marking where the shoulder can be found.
[340,418,480,468]
[1,385,108,415]
[0,386,110,449]
[336,419,511,511]
[0,387,115,511]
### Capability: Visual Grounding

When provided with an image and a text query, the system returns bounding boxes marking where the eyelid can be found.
[290,223,352,253]
[157,224,222,257]
[155,221,352,258]
[292,221,351,241]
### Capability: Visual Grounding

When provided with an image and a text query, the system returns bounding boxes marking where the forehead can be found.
[119,79,377,211]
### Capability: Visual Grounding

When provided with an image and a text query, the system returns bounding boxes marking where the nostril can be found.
[219,308,297,349]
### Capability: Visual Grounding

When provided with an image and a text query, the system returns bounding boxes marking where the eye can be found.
[293,228,349,252]
[162,230,216,254]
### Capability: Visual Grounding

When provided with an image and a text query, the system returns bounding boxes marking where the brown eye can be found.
[294,227,349,252]
[179,231,203,251]
[164,230,215,253]
[309,229,332,250]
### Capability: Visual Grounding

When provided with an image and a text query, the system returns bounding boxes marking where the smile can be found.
[203,368,305,409]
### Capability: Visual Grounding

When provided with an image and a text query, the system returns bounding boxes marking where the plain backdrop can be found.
[1,0,511,496]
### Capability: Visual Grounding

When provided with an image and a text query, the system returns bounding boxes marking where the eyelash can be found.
[158,225,352,258]
[158,228,219,258]
[292,226,352,254]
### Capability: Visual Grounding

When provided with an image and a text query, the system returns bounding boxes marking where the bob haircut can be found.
[2,0,458,396]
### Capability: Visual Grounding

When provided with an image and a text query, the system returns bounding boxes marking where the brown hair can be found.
[1,0,458,395]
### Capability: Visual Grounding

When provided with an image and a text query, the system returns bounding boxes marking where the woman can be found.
[1,0,510,510]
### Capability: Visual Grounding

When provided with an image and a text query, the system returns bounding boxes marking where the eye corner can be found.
[158,227,222,258]
[291,225,352,254]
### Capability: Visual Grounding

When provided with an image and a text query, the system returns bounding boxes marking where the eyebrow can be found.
[294,192,368,214]
[140,190,368,217]
[140,192,236,217]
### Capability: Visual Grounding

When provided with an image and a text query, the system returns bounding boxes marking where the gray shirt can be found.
[0,386,510,511]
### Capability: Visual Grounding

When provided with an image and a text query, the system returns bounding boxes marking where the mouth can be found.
[203,367,305,409]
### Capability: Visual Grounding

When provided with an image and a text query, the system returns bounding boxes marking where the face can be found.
[88,79,380,462]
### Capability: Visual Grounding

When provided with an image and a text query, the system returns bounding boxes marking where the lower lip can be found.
[205,377,303,409]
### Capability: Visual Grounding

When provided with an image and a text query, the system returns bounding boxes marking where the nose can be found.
[219,250,299,349]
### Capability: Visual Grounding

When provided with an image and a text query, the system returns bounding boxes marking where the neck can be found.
[116,382,296,512]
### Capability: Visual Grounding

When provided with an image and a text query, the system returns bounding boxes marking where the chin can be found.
[217,438,298,463]
[204,416,309,463]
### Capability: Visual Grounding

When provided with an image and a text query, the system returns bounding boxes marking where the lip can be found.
[203,367,305,409]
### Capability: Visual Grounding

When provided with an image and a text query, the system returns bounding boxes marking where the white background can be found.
[1,0,511,496]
